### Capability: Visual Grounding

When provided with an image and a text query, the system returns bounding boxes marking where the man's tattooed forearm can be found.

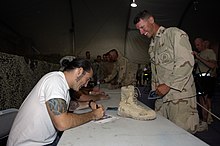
[48,98,67,115]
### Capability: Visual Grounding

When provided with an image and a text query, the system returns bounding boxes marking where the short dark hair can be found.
[133,10,152,25]
[109,49,118,57]
[62,58,92,73]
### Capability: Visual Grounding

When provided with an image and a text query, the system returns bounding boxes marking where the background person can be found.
[193,37,217,130]
[102,49,136,89]
[102,52,114,80]
[85,51,91,60]
[136,64,143,86]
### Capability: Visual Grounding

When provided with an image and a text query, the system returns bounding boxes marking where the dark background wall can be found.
[0,0,219,63]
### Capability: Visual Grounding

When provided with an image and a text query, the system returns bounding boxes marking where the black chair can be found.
[0,108,18,145]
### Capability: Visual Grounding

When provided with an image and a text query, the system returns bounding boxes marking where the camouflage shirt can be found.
[104,52,128,84]
[149,26,196,102]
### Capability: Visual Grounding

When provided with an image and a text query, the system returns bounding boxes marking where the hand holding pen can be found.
[88,100,105,120]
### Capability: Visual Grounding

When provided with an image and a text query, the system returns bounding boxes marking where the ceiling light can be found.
[131,0,137,8]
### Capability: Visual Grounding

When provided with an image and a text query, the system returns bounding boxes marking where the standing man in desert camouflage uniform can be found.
[134,10,199,133]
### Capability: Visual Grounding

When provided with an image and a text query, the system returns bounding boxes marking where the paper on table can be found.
[92,114,119,124]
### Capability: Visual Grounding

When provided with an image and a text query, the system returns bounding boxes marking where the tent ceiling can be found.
[0,0,219,63]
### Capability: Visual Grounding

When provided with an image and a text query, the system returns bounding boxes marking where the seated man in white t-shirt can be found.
[7,58,105,146]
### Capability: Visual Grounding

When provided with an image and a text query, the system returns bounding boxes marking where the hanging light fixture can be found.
[131,0,137,8]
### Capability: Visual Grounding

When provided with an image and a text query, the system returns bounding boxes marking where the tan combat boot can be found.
[117,85,156,120]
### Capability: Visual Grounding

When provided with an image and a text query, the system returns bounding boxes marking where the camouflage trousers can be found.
[155,96,199,134]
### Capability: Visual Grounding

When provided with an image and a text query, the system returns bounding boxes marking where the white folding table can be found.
[58,87,209,146]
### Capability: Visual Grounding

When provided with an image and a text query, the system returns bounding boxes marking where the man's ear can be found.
[148,16,154,24]
[77,67,84,76]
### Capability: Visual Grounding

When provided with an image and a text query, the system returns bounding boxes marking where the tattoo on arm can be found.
[48,98,67,115]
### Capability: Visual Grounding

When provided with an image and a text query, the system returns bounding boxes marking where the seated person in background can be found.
[85,51,91,60]
[68,87,109,112]
[92,55,104,84]
[79,86,108,100]
[102,49,135,89]
[71,86,109,102]
[102,52,114,80]
[102,53,108,62]
[136,64,142,86]
[7,58,105,145]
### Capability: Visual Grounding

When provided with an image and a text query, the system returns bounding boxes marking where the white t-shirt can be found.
[7,71,70,146]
